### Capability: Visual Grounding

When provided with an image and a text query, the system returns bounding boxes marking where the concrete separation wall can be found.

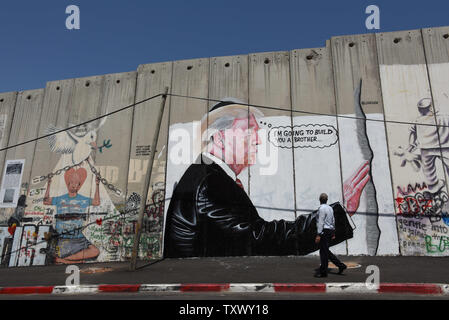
[1,26,449,267]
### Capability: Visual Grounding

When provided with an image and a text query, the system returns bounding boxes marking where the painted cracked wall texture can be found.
[1,26,449,267]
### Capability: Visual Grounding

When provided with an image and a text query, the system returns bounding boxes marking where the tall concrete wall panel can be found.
[248,51,296,224]
[0,89,44,267]
[421,26,449,256]
[2,25,449,267]
[86,71,137,262]
[207,55,251,255]
[0,91,17,210]
[0,90,44,217]
[290,45,346,255]
[129,62,172,260]
[377,29,448,256]
[332,33,398,256]
[26,79,74,266]
[164,58,209,256]
[208,55,249,190]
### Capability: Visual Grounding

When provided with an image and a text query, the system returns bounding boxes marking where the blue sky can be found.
[0,0,448,92]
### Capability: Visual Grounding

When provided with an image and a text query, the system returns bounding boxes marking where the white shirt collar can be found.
[201,152,237,180]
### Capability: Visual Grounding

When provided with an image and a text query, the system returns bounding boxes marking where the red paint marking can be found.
[180,284,230,292]
[421,199,433,212]
[273,283,326,293]
[0,286,54,294]
[379,283,442,295]
[98,284,141,292]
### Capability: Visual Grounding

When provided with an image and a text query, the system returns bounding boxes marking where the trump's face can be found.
[221,113,261,168]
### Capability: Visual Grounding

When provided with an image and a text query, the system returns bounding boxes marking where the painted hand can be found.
[393,146,421,172]
[344,160,371,216]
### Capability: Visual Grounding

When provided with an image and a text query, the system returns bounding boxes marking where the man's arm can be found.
[316,207,324,235]
[408,124,417,152]
[315,207,324,243]
[43,178,53,205]
[92,177,100,206]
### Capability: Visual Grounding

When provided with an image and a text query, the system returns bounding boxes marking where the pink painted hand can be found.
[343,160,371,216]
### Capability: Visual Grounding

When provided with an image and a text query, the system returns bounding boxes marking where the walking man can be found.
[314,193,347,278]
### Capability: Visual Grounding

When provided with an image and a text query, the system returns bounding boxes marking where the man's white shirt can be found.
[316,203,335,235]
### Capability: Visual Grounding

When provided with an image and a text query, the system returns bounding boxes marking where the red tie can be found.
[235,178,244,190]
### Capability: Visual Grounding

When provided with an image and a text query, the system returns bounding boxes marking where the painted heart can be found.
[64,167,88,188]
[8,224,16,235]
[96,218,102,226]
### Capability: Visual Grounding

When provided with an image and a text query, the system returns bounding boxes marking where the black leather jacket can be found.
[163,161,353,258]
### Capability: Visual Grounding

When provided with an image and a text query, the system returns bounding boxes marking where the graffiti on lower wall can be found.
[0,114,166,267]
[380,62,449,256]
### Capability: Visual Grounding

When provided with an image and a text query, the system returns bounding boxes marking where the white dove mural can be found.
[30,116,133,264]
[44,117,106,165]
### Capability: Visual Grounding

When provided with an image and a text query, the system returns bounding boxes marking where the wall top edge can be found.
[43,70,137,88]
[2,25,448,95]
[17,88,45,95]
[422,25,449,33]
[0,91,18,96]
[291,47,327,54]
[330,33,376,42]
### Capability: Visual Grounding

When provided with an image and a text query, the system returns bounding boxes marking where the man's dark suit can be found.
[163,158,354,258]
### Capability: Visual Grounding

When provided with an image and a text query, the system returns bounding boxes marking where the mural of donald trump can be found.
[163,98,355,258]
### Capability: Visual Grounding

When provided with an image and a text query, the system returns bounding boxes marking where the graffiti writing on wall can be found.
[0,225,51,267]
[395,188,449,220]
[425,235,449,253]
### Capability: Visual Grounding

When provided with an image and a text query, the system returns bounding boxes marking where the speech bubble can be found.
[268,124,338,149]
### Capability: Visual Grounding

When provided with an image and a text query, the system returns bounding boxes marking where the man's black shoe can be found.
[338,265,347,275]
[314,273,327,278]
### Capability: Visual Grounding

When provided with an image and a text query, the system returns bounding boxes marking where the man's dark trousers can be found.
[319,228,345,275]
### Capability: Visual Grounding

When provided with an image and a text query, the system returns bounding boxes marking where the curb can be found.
[0,283,448,295]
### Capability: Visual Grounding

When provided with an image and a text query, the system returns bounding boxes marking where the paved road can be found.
[1,256,449,287]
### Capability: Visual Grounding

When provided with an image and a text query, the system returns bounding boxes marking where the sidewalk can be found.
[0,256,448,294]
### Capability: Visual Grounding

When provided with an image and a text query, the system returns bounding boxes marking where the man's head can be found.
[417,98,433,116]
[319,193,328,204]
[201,99,264,175]
[64,168,87,195]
